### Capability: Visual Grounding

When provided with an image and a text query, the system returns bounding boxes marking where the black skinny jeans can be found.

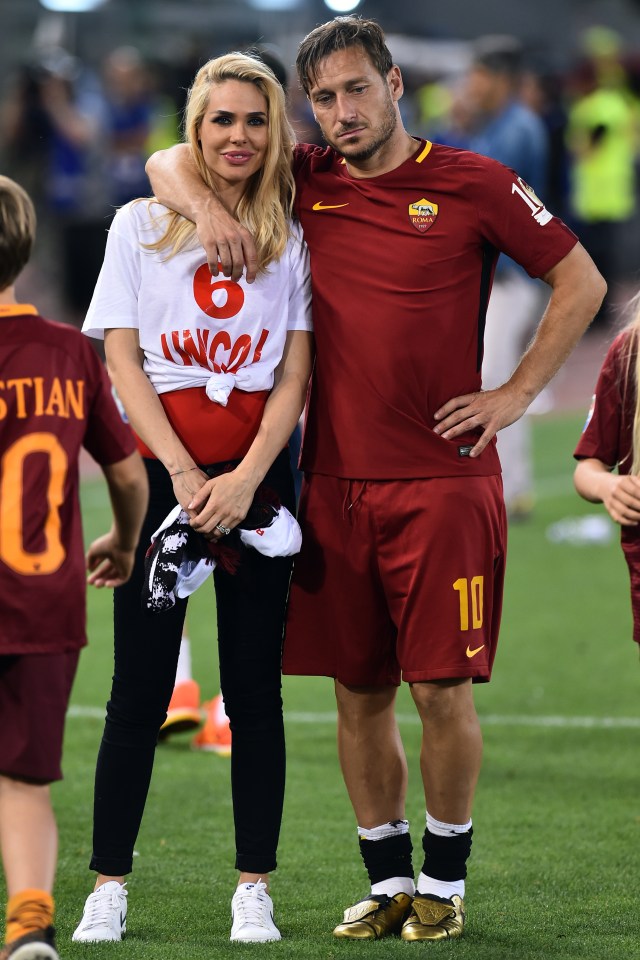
[89,449,295,877]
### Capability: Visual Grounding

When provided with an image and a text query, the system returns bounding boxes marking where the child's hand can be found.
[602,474,640,526]
[86,532,136,587]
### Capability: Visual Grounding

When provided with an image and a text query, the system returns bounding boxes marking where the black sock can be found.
[359,832,414,885]
[421,827,473,881]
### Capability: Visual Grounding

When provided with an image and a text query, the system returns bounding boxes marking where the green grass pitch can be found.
[7,413,639,959]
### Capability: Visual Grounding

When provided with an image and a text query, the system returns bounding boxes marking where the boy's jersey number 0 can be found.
[0,432,67,575]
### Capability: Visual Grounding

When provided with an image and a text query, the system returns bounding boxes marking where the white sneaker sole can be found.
[230,932,281,943]
[71,921,125,944]
[7,944,58,960]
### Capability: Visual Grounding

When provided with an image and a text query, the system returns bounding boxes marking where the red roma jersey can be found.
[574,331,640,545]
[294,139,578,479]
[0,307,136,653]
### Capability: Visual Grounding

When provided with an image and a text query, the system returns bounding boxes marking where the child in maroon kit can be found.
[0,175,148,960]
[574,292,640,656]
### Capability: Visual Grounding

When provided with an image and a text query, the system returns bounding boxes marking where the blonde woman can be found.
[574,295,640,656]
[72,53,312,945]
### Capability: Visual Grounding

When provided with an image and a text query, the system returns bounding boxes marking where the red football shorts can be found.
[0,651,79,782]
[284,473,507,686]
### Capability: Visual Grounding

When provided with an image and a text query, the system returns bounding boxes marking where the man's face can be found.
[307,47,401,163]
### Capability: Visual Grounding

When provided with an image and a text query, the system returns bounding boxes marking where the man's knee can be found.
[409,677,474,721]
[335,680,397,721]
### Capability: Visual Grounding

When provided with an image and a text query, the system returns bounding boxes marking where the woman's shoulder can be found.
[110,198,177,244]
[287,218,305,244]
[283,218,309,265]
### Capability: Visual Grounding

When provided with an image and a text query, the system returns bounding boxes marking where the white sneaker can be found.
[72,881,128,943]
[230,880,281,942]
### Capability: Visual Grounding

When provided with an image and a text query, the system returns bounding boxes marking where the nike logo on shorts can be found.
[466,644,485,658]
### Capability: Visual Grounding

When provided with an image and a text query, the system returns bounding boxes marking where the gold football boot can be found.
[401,893,465,941]
[333,892,413,940]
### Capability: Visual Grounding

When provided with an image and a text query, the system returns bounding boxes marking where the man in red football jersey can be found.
[0,175,148,960]
[145,18,605,942]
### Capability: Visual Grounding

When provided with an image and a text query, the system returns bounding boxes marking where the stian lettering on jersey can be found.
[0,377,85,420]
[408,197,439,233]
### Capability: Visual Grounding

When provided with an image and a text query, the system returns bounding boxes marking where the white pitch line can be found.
[67,706,640,729]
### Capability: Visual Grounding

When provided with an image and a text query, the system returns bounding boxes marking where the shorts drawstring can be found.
[342,480,366,520]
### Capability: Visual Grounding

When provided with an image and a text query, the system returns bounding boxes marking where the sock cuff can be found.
[6,890,54,943]
[358,819,410,841]
[7,890,53,920]
[426,812,472,836]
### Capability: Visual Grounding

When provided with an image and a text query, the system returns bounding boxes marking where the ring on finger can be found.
[215,523,231,536]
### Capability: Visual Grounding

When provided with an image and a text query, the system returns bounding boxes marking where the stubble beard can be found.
[322,96,397,163]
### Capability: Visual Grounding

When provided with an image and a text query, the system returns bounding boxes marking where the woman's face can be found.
[198,79,269,192]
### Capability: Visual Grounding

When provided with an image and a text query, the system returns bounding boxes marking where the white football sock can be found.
[371,876,415,897]
[426,812,472,836]
[358,819,410,841]
[417,872,464,900]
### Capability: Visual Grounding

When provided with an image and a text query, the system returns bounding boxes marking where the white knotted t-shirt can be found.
[83,200,312,403]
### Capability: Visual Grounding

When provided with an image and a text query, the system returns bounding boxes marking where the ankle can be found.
[237,873,269,891]
[95,875,125,890]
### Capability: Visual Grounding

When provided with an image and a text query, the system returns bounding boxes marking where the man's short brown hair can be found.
[296,15,394,96]
[0,176,36,292]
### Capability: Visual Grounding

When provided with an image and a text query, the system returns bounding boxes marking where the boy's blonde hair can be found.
[145,52,296,271]
[0,176,36,292]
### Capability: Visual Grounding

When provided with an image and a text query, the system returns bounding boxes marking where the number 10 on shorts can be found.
[453,576,484,631]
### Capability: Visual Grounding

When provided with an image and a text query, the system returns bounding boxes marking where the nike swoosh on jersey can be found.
[312,201,349,210]
[466,644,485,658]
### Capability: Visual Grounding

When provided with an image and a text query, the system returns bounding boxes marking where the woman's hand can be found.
[187,469,257,539]
[171,468,211,516]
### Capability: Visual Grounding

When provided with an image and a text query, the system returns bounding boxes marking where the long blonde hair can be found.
[146,53,296,270]
[618,291,640,474]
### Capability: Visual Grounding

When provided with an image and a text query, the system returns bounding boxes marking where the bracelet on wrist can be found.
[170,467,199,478]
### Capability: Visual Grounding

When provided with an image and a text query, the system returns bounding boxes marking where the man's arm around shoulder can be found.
[146,144,258,282]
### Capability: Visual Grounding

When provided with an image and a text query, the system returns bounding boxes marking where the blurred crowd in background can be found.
[1,16,640,335]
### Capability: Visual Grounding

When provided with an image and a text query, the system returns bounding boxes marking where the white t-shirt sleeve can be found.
[286,221,313,333]
[82,202,143,340]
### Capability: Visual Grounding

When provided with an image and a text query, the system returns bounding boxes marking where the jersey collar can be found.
[0,303,38,317]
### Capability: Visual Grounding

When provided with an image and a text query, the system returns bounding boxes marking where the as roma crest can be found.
[409,197,438,233]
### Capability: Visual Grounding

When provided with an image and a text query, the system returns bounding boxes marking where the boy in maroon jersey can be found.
[0,176,148,960]
[146,17,606,943]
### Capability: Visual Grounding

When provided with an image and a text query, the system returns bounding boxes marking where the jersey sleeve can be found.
[574,335,626,468]
[286,221,313,333]
[81,339,137,465]
[471,156,578,278]
[82,202,144,340]
[293,142,317,178]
